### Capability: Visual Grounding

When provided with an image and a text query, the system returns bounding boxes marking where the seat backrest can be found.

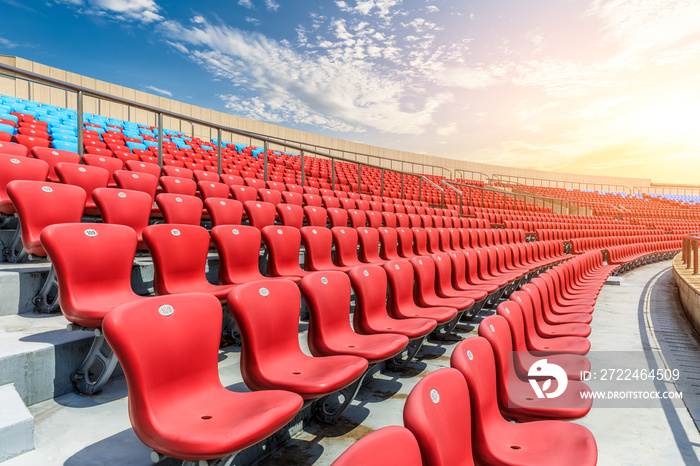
[300,226,336,271]
[303,205,328,227]
[364,210,382,229]
[125,159,162,178]
[161,165,193,179]
[348,264,390,334]
[211,225,265,284]
[322,196,340,209]
[204,198,243,227]
[396,227,416,258]
[103,292,224,443]
[0,154,49,214]
[277,203,304,229]
[303,193,322,207]
[6,180,86,257]
[226,280,307,391]
[281,191,303,206]
[331,226,362,267]
[403,367,475,466]
[300,271,354,356]
[0,140,29,157]
[143,224,211,296]
[198,181,230,200]
[383,260,418,315]
[381,211,397,228]
[243,200,277,230]
[55,162,109,205]
[93,188,152,240]
[261,225,305,277]
[114,170,159,200]
[40,223,140,327]
[31,147,81,181]
[230,184,259,203]
[330,426,422,466]
[327,208,348,228]
[243,177,265,189]
[193,169,220,184]
[357,227,383,264]
[495,300,530,354]
[258,188,282,205]
[378,227,400,260]
[477,315,517,410]
[81,153,124,184]
[155,193,203,225]
[348,209,367,228]
[160,176,197,196]
[450,336,507,444]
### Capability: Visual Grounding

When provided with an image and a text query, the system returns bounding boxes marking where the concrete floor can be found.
[3,260,700,466]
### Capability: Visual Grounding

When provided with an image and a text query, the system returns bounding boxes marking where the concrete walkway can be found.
[3,260,700,465]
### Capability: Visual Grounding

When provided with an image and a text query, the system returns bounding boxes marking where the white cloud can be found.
[246,17,261,26]
[144,85,173,97]
[263,0,279,12]
[426,5,438,13]
[238,0,253,8]
[0,37,18,48]
[55,0,162,22]
[436,122,458,137]
[335,0,402,19]
[159,16,450,134]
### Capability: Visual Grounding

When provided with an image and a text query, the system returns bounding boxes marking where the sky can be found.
[1,0,700,184]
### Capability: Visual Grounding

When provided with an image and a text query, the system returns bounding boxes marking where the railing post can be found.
[358,163,362,194]
[157,112,163,168]
[76,91,84,157]
[694,240,699,275]
[419,177,422,203]
[401,173,405,200]
[217,128,222,175]
[300,150,305,187]
[331,158,336,191]
[263,140,269,181]
[380,168,384,197]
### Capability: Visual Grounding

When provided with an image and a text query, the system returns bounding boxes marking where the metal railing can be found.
[490,174,632,194]
[682,233,700,274]
[0,62,449,202]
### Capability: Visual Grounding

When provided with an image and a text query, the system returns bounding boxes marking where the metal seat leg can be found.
[386,336,425,370]
[70,329,119,395]
[312,365,373,424]
[33,264,59,313]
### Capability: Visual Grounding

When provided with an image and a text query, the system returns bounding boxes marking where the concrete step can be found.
[0,313,94,406]
[0,383,34,462]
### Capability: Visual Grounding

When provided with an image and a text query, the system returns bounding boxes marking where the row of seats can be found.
[333,250,614,465]
[75,224,607,464]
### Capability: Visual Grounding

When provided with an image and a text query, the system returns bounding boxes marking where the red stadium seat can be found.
[276,203,304,229]
[155,193,203,225]
[303,205,328,227]
[226,280,368,423]
[103,292,303,463]
[93,188,152,249]
[31,147,81,182]
[143,224,235,302]
[331,426,422,466]
[478,315,592,421]
[0,154,49,217]
[40,223,149,393]
[261,225,311,282]
[403,368,475,466]
[55,162,109,216]
[243,200,276,230]
[451,337,597,466]
[5,180,85,263]
[300,271,408,363]
[301,226,352,272]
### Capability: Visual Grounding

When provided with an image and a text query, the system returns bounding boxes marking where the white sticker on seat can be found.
[158,304,174,316]
[430,388,440,404]
[84,229,98,237]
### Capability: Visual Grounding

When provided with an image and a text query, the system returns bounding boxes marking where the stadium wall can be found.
[0,55,651,190]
